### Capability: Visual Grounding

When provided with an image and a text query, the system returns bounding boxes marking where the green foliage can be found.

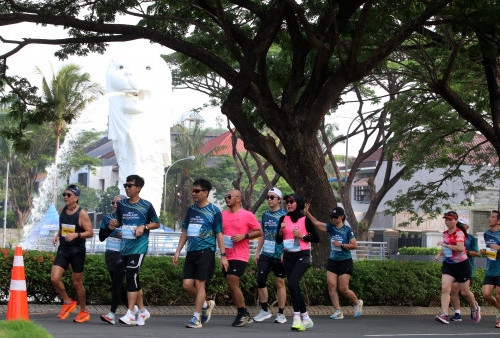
[0,319,51,338]
[398,247,440,255]
[58,130,103,181]
[95,184,120,215]
[0,249,488,307]
[56,184,100,212]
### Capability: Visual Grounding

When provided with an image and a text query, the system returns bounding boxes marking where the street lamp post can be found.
[162,156,196,212]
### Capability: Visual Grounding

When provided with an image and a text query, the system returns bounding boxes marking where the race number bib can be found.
[486,248,498,261]
[122,225,137,239]
[331,235,343,252]
[442,246,453,258]
[61,223,75,237]
[187,223,202,237]
[284,239,300,252]
[106,237,121,252]
[223,235,233,249]
[263,240,276,254]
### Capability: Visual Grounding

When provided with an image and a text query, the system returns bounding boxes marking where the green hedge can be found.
[0,249,487,307]
[398,247,440,255]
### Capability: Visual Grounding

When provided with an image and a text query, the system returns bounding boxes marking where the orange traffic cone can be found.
[6,246,29,321]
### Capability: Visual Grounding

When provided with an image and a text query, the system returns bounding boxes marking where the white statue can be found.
[106,54,172,213]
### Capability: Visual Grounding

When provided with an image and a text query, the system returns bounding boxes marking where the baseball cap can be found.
[66,185,80,196]
[268,187,282,199]
[458,218,470,227]
[330,207,345,218]
[443,211,458,220]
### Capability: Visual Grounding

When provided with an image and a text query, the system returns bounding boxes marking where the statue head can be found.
[106,54,172,114]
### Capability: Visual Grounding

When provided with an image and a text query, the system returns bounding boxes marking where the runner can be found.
[99,194,137,324]
[173,179,229,329]
[276,193,319,331]
[112,175,160,326]
[304,204,363,320]
[222,190,263,327]
[449,218,479,322]
[51,185,93,323]
[480,210,500,328]
[253,187,288,324]
[434,211,481,324]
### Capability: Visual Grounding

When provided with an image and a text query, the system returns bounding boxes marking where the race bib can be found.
[263,240,276,254]
[331,234,343,252]
[106,237,121,252]
[122,225,137,239]
[284,239,300,252]
[61,223,75,237]
[187,223,202,237]
[486,248,498,261]
[223,235,233,249]
[442,246,453,258]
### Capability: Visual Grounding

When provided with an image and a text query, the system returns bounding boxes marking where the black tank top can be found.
[59,206,85,248]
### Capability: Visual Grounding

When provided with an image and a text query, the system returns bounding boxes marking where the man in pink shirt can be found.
[222,190,263,327]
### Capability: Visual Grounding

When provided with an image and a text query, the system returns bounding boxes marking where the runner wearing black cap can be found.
[304,204,363,320]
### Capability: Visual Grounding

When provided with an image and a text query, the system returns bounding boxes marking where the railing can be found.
[30,232,386,261]
[352,241,387,261]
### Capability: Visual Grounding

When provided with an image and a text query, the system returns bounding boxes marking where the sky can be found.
[0,21,374,156]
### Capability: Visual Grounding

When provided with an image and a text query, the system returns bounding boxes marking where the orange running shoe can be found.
[73,309,90,323]
[58,299,77,319]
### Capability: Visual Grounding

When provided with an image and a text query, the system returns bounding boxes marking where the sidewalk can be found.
[2,304,497,316]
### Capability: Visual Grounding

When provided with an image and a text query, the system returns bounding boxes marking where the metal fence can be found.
[31,232,386,261]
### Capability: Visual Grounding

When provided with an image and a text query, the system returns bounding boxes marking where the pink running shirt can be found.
[222,209,261,262]
[442,229,467,263]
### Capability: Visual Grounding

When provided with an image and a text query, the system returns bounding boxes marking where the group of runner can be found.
[48,174,500,330]
[434,210,500,328]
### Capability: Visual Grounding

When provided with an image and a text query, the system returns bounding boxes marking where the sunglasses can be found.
[111,201,117,206]
[285,199,295,204]
[62,193,73,198]
[267,195,278,200]
[330,215,340,219]
[192,189,207,194]
[123,183,137,189]
[224,195,232,200]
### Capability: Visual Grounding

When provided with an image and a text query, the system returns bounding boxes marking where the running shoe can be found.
[301,317,314,330]
[496,320,500,328]
[185,316,202,328]
[201,300,215,324]
[253,309,272,322]
[291,316,303,331]
[471,302,481,323]
[450,313,462,322]
[73,309,90,323]
[232,312,253,327]
[119,310,136,325]
[435,313,449,324]
[57,299,77,319]
[274,313,287,323]
[354,299,363,318]
[100,312,116,325]
[136,308,151,326]
[330,310,344,319]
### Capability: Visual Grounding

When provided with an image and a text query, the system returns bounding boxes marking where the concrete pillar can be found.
[367,230,375,242]
[383,229,399,257]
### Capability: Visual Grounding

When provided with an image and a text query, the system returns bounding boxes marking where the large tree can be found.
[0,0,453,265]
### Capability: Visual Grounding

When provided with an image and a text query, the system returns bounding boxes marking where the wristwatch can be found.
[221,253,227,256]
[341,243,344,249]
[245,233,249,239]
[145,224,149,231]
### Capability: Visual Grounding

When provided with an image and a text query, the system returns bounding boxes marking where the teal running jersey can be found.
[326,223,355,260]
[100,214,122,253]
[484,229,500,277]
[261,209,287,260]
[182,203,222,252]
[465,234,479,277]
[115,198,159,255]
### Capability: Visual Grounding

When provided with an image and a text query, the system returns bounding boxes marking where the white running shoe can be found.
[274,313,287,323]
[119,310,136,325]
[354,300,363,318]
[136,308,151,326]
[302,317,314,330]
[253,309,272,322]
[291,316,302,331]
[133,305,139,316]
[330,310,344,319]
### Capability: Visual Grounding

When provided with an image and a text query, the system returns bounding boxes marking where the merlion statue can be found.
[106,54,172,213]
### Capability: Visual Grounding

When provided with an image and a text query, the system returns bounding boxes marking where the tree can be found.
[36,64,102,204]
[0,0,454,266]
[95,184,120,215]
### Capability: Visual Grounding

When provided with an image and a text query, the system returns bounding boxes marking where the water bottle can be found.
[294,227,300,247]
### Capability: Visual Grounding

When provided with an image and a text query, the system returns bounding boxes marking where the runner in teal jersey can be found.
[480,210,500,328]
[112,175,160,326]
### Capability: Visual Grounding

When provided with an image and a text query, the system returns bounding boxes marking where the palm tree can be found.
[37,64,103,205]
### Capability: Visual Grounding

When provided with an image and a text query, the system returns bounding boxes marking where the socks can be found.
[237,307,247,315]
[260,302,268,311]
[278,308,284,314]
[293,312,300,319]
[203,301,208,309]
[301,312,310,320]
[455,309,461,315]
[194,312,201,320]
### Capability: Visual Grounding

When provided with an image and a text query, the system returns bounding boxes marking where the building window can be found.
[354,186,370,203]
[99,179,105,191]
[78,173,88,187]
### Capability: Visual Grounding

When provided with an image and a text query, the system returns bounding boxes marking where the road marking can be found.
[366,333,500,337]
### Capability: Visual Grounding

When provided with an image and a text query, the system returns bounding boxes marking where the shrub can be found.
[398,247,440,255]
[0,249,486,307]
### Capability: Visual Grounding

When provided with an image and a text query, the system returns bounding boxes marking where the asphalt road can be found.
[26,313,500,338]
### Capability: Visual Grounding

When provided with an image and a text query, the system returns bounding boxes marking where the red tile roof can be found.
[202,130,247,155]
